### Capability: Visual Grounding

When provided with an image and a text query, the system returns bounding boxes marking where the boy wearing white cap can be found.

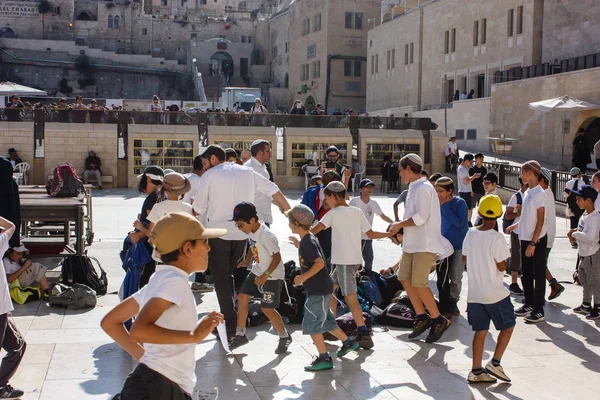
[101,212,226,400]
[4,244,50,296]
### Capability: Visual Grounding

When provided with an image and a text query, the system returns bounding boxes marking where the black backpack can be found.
[46,163,85,198]
[502,191,523,233]
[61,255,108,296]
[277,280,306,324]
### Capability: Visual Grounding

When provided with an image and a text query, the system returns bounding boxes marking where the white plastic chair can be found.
[351,165,366,193]
[13,162,30,185]
[304,166,319,190]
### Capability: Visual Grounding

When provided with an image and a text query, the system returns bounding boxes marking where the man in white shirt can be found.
[444,137,457,172]
[564,167,586,232]
[183,155,204,206]
[244,139,274,226]
[505,178,527,295]
[539,168,564,301]
[389,154,450,343]
[192,145,290,338]
[457,153,481,225]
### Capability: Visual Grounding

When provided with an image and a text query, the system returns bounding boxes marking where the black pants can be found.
[436,256,453,313]
[520,236,548,311]
[115,363,191,400]
[208,238,247,335]
[0,313,26,387]
[569,209,584,229]
[316,228,332,263]
[140,239,156,288]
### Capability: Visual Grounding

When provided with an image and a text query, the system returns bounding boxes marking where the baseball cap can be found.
[566,185,598,202]
[325,181,346,193]
[140,165,164,181]
[230,202,258,221]
[11,244,28,253]
[150,212,226,257]
[541,167,552,183]
[463,153,474,161]
[286,204,315,227]
[163,172,191,196]
[478,195,503,219]
[359,179,376,189]
[570,167,581,176]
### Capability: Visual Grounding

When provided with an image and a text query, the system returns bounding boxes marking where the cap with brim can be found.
[11,244,28,253]
[139,165,164,181]
[478,195,503,219]
[163,172,191,196]
[566,185,598,201]
[359,179,376,189]
[325,181,346,192]
[541,167,552,183]
[150,212,226,258]
[326,146,339,154]
[230,202,258,221]
[570,167,580,176]
[405,153,424,167]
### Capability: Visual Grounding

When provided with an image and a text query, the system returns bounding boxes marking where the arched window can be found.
[107,15,113,29]
[76,11,93,21]
[114,15,120,29]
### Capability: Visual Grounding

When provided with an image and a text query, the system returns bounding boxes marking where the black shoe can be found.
[574,303,592,315]
[275,335,293,354]
[586,308,600,320]
[425,317,451,343]
[509,283,524,296]
[548,283,565,301]
[524,310,545,323]
[0,385,24,399]
[408,316,432,340]
[228,334,249,350]
[515,305,533,317]
[353,330,374,349]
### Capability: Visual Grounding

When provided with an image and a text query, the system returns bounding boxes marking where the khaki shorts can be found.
[398,252,437,288]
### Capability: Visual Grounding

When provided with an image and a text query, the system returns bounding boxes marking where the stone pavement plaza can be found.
[6,189,600,400]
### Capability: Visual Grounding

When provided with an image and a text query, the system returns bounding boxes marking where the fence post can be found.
[551,170,558,193]
[499,164,506,187]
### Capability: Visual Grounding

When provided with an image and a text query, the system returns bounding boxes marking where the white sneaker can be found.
[191,282,214,293]
[485,361,511,382]
[467,371,497,384]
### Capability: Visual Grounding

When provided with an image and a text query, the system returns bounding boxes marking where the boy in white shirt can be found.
[230,202,292,353]
[567,186,600,320]
[507,161,547,323]
[349,179,393,271]
[463,195,514,384]
[311,181,393,349]
[101,212,226,399]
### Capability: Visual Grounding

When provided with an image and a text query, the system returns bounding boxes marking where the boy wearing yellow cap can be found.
[462,195,514,384]
[101,212,226,400]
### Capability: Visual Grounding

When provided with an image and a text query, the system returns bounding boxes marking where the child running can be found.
[567,185,600,320]
[311,181,393,349]
[229,202,292,353]
[462,195,514,384]
[288,204,360,371]
[101,212,226,400]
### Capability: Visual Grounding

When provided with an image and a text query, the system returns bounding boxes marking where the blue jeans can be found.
[361,240,374,271]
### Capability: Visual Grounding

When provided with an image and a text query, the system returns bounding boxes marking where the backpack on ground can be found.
[377,302,416,328]
[358,276,384,308]
[46,163,86,198]
[502,191,523,233]
[61,255,108,296]
[277,279,306,324]
[49,283,97,309]
[247,299,267,327]
[335,311,374,334]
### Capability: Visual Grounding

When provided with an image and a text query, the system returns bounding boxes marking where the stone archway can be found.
[0,27,16,38]
[305,95,316,111]
[209,51,234,79]
[76,11,94,21]
[578,116,600,167]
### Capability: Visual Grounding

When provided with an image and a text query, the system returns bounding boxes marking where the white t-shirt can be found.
[445,141,457,157]
[149,104,163,112]
[462,228,511,304]
[3,257,20,275]
[438,236,455,261]
[544,188,557,248]
[250,105,267,114]
[572,210,600,257]
[146,200,193,224]
[132,265,197,395]
[402,178,444,255]
[0,233,14,315]
[457,164,472,193]
[320,206,371,265]
[595,194,600,211]
[507,190,525,226]
[182,173,202,205]
[349,197,383,240]
[247,223,284,279]
[518,185,547,241]
[244,157,273,224]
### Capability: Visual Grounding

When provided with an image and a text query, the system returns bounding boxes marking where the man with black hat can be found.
[192,145,290,339]
[7,149,21,168]
[349,179,393,271]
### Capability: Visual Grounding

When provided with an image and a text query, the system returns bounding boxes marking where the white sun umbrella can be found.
[529,95,600,170]
[0,82,47,96]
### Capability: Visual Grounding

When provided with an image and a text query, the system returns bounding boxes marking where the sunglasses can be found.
[235,221,249,230]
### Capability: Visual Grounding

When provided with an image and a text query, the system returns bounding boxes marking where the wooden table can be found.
[20,195,86,255]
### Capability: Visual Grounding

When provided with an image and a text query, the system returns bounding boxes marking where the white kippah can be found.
[405,153,423,167]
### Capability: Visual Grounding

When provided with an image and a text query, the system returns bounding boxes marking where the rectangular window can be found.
[285,41,289,53]
[365,143,421,176]
[481,18,487,44]
[53,6,60,15]
[355,13,363,30]
[473,20,479,46]
[404,44,409,65]
[371,55,375,74]
[272,46,278,58]
[142,28,148,35]
[248,36,252,43]
[200,0,207,4]
[344,60,352,76]
[451,28,456,52]
[391,49,395,69]
[354,61,361,77]
[386,50,391,70]
[162,0,168,5]
[455,129,465,140]
[315,60,320,78]
[467,129,477,140]
[291,142,348,176]
[375,54,378,73]
[241,35,246,43]
[302,18,311,35]
[508,9,514,37]
[517,5,523,34]
[345,12,353,29]
[410,42,414,64]
[314,13,321,32]
[444,30,449,54]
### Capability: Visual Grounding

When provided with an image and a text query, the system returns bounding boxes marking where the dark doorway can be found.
[447,79,454,102]
[477,74,485,98]
[240,58,248,80]
[0,27,16,38]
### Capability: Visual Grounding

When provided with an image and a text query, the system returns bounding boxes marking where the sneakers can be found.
[524,310,545,323]
[485,361,511,382]
[467,371,497,384]
[515,305,533,317]
[408,316,432,340]
[586,308,600,320]
[353,330,374,350]
[548,283,565,301]
[0,385,24,399]
[275,335,293,354]
[191,282,214,293]
[509,283,524,296]
[337,340,360,357]
[304,356,333,371]
[425,316,451,343]
[574,303,592,315]
[228,334,249,350]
